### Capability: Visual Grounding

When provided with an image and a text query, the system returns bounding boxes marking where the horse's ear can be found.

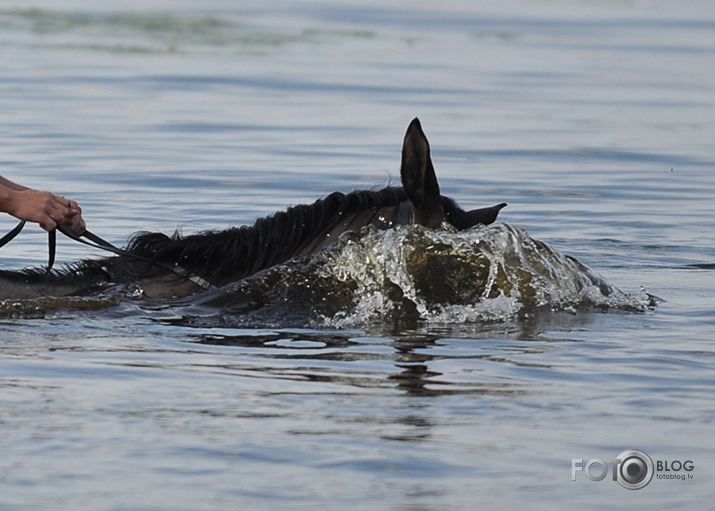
[400,118,445,228]
[458,203,508,229]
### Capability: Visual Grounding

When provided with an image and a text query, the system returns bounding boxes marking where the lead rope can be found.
[0,220,26,248]
[0,220,214,291]
[55,225,215,291]
[0,220,58,271]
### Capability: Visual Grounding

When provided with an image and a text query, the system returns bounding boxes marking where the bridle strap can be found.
[0,220,58,271]
[0,220,214,291]
[48,228,56,271]
[0,220,26,248]
[55,224,214,291]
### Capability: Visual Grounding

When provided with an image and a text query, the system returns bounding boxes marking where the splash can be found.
[313,223,651,327]
[196,223,652,327]
[1,223,652,326]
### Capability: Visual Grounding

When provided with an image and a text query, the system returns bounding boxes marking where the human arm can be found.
[0,176,86,235]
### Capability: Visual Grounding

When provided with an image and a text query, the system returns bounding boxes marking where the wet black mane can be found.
[124,186,410,286]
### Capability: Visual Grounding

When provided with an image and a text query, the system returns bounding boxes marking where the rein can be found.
[0,220,214,291]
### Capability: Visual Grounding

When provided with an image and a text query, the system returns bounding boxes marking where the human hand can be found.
[60,199,86,236]
[6,189,86,235]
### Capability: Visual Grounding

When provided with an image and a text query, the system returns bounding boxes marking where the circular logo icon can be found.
[616,449,654,490]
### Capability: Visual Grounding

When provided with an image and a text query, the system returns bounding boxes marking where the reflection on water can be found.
[183,328,534,398]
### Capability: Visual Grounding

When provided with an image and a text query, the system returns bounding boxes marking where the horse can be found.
[0,118,506,301]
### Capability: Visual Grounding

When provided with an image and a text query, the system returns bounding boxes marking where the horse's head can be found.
[400,118,506,230]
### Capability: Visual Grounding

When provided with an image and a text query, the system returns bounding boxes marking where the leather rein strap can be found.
[0,220,213,291]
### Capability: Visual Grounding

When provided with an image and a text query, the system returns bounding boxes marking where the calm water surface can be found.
[1,1,714,509]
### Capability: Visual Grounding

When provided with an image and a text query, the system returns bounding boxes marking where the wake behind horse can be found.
[0,119,506,300]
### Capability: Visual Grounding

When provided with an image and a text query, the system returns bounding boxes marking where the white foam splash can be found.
[316,223,651,327]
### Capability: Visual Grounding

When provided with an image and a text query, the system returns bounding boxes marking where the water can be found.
[1,1,714,509]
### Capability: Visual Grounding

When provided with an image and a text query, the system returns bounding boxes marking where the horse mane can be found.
[124,186,409,286]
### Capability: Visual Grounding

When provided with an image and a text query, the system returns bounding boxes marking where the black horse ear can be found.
[458,203,508,229]
[400,118,445,228]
